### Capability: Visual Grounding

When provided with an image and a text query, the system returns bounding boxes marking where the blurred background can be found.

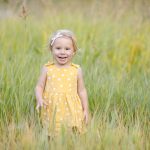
[0,0,150,21]
[0,0,150,149]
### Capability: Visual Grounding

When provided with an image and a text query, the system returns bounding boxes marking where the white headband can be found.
[50,33,63,46]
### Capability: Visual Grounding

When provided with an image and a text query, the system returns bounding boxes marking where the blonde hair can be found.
[48,29,78,52]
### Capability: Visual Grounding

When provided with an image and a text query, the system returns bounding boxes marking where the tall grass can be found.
[0,1,150,149]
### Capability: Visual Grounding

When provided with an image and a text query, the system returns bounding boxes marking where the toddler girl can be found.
[35,29,88,136]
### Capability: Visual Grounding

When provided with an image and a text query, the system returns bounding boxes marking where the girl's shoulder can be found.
[71,63,80,69]
[44,61,54,68]
[71,63,83,78]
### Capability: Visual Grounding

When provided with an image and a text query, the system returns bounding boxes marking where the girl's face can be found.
[51,37,75,66]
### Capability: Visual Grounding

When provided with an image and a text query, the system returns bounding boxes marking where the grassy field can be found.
[0,0,150,149]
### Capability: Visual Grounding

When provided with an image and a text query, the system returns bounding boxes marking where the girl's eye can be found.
[56,47,61,50]
[66,48,70,50]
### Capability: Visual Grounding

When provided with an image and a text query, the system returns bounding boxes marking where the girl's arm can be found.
[35,66,48,111]
[77,67,89,124]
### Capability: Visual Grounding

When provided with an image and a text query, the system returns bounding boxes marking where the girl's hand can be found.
[83,110,88,125]
[36,99,48,113]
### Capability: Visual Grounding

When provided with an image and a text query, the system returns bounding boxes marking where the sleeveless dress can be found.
[40,61,85,135]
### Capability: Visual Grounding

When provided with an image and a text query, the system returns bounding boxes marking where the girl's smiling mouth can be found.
[58,56,67,59]
[57,56,68,62]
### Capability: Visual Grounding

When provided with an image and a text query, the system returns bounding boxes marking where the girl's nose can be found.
[60,49,65,54]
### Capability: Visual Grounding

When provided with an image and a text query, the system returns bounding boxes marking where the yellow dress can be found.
[40,61,85,135]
